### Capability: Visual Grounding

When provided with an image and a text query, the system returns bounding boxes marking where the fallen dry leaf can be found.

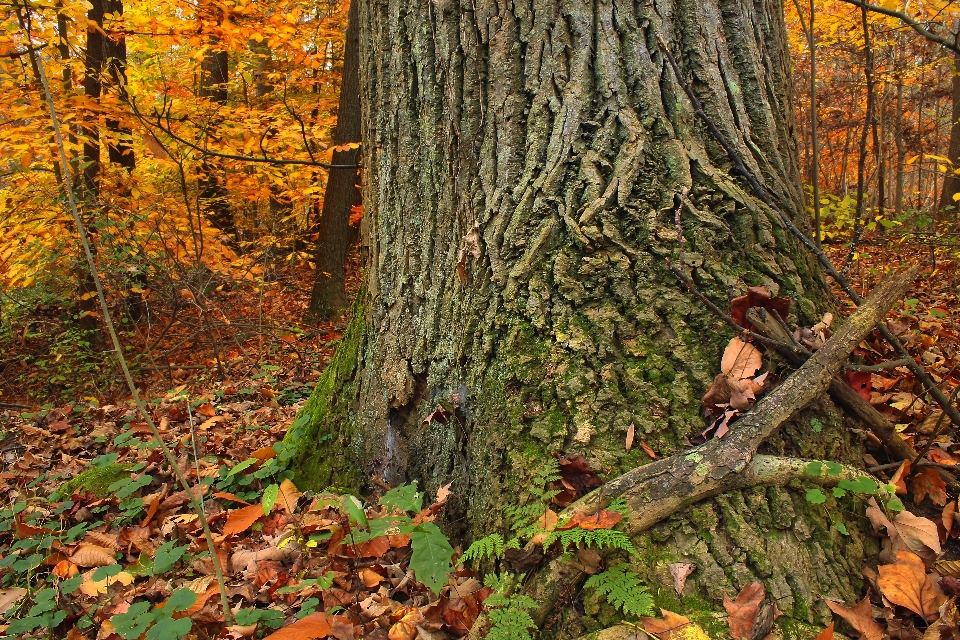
[669,562,696,596]
[824,593,884,640]
[723,582,765,640]
[912,468,948,506]
[626,423,635,452]
[640,440,658,459]
[69,544,117,568]
[78,569,133,596]
[721,337,763,380]
[554,510,622,531]
[359,567,386,588]
[0,588,27,616]
[878,550,945,620]
[893,510,942,560]
[263,611,331,640]
[277,479,301,514]
[222,504,266,537]
[640,609,692,640]
[815,622,834,640]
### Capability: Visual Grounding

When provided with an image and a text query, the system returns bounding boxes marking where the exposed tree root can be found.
[513,265,918,628]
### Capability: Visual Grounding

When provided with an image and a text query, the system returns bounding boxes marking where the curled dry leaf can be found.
[730,286,792,329]
[359,567,386,588]
[824,593,884,640]
[893,510,942,560]
[721,337,763,380]
[891,460,912,495]
[878,550,946,620]
[669,562,696,596]
[626,423,635,452]
[554,510,622,532]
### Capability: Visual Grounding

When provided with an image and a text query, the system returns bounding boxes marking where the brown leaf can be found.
[530,509,559,546]
[53,559,79,579]
[723,582,765,640]
[0,588,27,616]
[891,460,913,495]
[721,337,763,380]
[878,550,946,620]
[626,423,635,452]
[893,510,942,559]
[730,286,792,329]
[640,440,658,459]
[277,479,301,514]
[213,491,251,505]
[816,622,834,640]
[196,403,216,417]
[69,544,117,567]
[555,510,622,531]
[824,593,884,640]
[263,612,331,640]
[669,562,696,596]
[912,468,948,506]
[728,377,759,411]
[640,609,692,640]
[222,504,266,537]
[359,567,386,588]
[702,374,732,415]
[943,501,957,540]
[552,453,602,504]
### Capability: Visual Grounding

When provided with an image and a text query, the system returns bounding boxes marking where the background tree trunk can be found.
[198,32,235,239]
[307,0,361,321]
[288,0,860,630]
[938,50,960,214]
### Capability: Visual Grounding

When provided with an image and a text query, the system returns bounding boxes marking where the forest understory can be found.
[1,237,960,640]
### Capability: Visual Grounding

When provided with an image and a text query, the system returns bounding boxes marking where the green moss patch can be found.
[57,463,131,499]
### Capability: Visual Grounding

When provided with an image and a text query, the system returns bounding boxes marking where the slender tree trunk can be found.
[82,0,106,202]
[895,80,905,218]
[938,50,960,214]
[289,0,867,630]
[307,0,361,321]
[198,28,235,239]
[104,0,134,173]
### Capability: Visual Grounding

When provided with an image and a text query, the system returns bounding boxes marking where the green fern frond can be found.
[583,565,654,617]
[543,527,638,556]
[607,497,630,517]
[487,607,537,640]
[460,533,505,566]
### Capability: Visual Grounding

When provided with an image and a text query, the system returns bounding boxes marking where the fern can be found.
[483,575,538,640]
[460,533,505,566]
[542,527,638,556]
[504,458,562,542]
[607,497,629,517]
[584,565,654,617]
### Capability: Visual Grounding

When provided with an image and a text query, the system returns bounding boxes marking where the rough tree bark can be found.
[286,0,877,634]
[307,0,361,321]
[939,49,960,214]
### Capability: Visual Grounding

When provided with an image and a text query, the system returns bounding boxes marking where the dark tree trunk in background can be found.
[81,0,106,201]
[105,0,134,173]
[939,50,960,214]
[198,35,236,239]
[307,0,361,321]
[288,0,868,632]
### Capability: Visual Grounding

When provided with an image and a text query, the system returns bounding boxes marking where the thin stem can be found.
[21,10,233,623]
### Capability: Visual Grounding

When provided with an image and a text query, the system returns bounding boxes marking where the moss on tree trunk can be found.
[285,0,875,633]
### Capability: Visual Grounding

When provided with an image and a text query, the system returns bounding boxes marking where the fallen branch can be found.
[525,266,918,626]
[656,34,960,437]
[746,307,918,463]
[844,358,914,373]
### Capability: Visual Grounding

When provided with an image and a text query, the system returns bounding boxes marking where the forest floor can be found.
[0,238,959,639]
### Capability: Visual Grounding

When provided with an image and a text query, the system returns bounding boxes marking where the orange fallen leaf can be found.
[277,479,301,514]
[222,504,266,537]
[878,550,945,620]
[555,510,622,531]
[263,612,331,640]
[890,460,911,495]
[359,567,386,588]
[53,559,79,579]
[912,468,948,506]
[816,622,834,640]
[196,403,216,417]
[640,441,658,460]
[626,423,635,452]
[213,491,251,505]
[721,337,763,380]
[723,582,765,640]
[824,593,883,640]
[943,500,957,539]
[640,609,691,640]
[388,609,422,640]
[250,446,276,464]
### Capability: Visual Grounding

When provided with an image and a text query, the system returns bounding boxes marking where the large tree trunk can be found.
[939,50,960,214]
[198,31,236,239]
[287,0,861,632]
[307,0,361,321]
